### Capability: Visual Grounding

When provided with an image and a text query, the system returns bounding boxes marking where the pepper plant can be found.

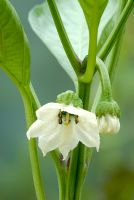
[0,0,134,199]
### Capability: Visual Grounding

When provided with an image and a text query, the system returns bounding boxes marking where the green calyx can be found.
[56,90,83,108]
[96,100,121,118]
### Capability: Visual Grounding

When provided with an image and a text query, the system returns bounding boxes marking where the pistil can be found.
[64,113,70,126]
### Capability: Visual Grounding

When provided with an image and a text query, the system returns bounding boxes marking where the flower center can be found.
[58,111,79,125]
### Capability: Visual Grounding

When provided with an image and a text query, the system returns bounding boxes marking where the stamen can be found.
[59,118,62,124]
[75,115,79,124]
[58,111,78,125]
[58,111,62,124]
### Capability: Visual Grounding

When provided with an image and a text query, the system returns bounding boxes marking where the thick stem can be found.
[65,82,91,200]
[92,0,126,112]
[47,0,81,76]
[19,84,46,200]
[65,147,79,200]
[20,83,66,200]
[51,151,66,200]
[98,0,134,60]
[73,82,91,200]
[70,2,131,199]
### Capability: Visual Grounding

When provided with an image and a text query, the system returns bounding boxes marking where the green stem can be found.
[19,84,46,200]
[96,57,113,101]
[51,151,66,200]
[92,0,126,112]
[65,147,79,200]
[20,83,66,200]
[72,1,128,196]
[73,82,91,200]
[75,147,93,200]
[98,0,134,60]
[63,1,130,199]
[47,0,81,76]
[80,23,98,83]
[66,82,91,200]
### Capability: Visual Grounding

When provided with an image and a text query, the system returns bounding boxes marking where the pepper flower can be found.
[27,91,100,160]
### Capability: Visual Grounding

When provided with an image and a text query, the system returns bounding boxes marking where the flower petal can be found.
[76,119,100,151]
[36,103,63,120]
[59,138,78,160]
[59,120,79,160]
[63,104,97,123]
[79,113,98,129]
[61,104,82,115]
[27,119,59,139]
[38,124,62,156]
[98,114,120,135]
[97,116,108,134]
[27,120,46,139]
[114,117,120,133]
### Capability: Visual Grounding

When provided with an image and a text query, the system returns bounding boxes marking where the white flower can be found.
[97,114,120,135]
[27,103,100,160]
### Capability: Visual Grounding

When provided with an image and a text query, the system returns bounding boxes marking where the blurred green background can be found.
[0,1,134,199]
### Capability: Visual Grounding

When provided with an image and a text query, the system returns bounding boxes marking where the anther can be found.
[75,115,79,124]
[59,118,62,124]
[58,111,62,124]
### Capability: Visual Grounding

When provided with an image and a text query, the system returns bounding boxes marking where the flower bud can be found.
[56,90,83,108]
[96,100,121,135]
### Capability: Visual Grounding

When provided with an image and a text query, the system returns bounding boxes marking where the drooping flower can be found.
[27,91,100,160]
[96,100,121,135]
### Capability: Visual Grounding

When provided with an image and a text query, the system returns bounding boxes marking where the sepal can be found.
[96,99,121,118]
[56,90,83,108]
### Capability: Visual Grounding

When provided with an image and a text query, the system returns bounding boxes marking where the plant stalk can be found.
[19,84,46,200]
[47,0,81,76]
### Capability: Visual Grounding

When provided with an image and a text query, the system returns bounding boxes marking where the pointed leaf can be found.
[0,0,30,85]
[28,0,120,83]
[98,0,120,51]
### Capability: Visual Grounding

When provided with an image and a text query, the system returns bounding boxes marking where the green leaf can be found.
[97,0,120,51]
[0,0,30,85]
[28,0,120,82]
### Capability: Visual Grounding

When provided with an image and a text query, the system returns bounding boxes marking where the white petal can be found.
[77,109,97,120]
[59,120,79,160]
[76,119,100,151]
[62,104,96,120]
[61,104,81,115]
[97,116,108,134]
[79,113,98,129]
[27,120,46,139]
[36,103,63,120]
[98,114,120,135]
[115,118,120,132]
[38,125,62,156]
[26,119,59,139]
[109,116,120,134]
